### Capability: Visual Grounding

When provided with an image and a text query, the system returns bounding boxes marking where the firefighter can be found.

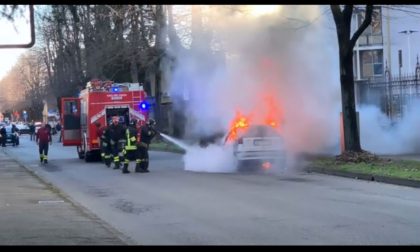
[101,119,113,167]
[122,119,138,174]
[95,121,106,163]
[36,123,52,164]
[135,118,158,173]
[0,125,6,147]
[95,122,104,160]
[108,116,126,170]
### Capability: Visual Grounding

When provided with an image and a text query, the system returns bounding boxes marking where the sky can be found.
[0,7,31,80]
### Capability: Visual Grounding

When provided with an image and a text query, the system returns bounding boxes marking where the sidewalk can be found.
[0,149,130,245]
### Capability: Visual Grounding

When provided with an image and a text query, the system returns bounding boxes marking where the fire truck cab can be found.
[60,80,149,162]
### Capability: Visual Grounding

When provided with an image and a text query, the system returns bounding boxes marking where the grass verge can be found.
[311,157,420,181]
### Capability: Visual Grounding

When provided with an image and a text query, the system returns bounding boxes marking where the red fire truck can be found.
[60,80,150,162]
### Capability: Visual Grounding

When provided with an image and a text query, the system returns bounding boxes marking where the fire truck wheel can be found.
[85,151,95,162]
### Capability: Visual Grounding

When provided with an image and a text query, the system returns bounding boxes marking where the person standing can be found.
[121,119,138,174]
[94,122,104,161]
[11,124,19,146]
[29,121,35,141]
[55,122,62,142]
[108,116,126,170]
[135,119,158,173]
[0,125,6,147]
[36,123,52,164]
[101,120,113,167]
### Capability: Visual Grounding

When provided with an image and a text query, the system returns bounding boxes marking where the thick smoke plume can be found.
[167,5,365,172]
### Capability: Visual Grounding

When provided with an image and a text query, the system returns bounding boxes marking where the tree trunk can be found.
[153,5,166,127]
[155,59,162,128]
[130,57,139,83]
[340,50,362,152]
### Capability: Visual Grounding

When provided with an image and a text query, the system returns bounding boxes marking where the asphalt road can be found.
[4,134,420,245]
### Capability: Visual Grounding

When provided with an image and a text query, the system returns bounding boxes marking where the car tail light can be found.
[262,161,272,170]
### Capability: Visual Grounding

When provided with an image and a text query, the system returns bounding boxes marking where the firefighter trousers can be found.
[111,142,125,169]
[102,141,112,167]
[135,145,149,172]
[39,142,49,163]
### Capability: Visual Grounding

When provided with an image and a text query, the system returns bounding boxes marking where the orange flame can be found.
[225,111,251,143]
[225,93,284,144]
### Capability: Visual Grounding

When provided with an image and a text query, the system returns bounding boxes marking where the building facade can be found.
[353,5,420,81]
[353,5,420,119]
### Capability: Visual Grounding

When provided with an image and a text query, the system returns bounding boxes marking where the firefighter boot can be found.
[113,161,120,170]
[135,162,141,173]
[122,163,130,174]
[138,161,149,173]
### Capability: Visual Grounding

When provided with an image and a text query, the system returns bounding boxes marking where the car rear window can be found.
[241,125,280,138]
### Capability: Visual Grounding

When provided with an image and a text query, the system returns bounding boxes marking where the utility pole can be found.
[398,49,403,118]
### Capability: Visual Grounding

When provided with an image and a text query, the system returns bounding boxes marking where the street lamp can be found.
[399,30,418,73]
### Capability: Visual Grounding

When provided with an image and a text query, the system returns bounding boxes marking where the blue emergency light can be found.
[111,87,119,92]
[139,101,150,111]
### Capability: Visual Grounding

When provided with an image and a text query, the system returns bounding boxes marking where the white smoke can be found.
[168,5,343,172]
[359,100,420,154]
[183,144,238,173]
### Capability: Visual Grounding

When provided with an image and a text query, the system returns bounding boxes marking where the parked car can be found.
[16,123,30,135]
[5,126,19,146]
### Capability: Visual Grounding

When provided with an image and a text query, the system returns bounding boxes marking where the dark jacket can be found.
[11,125,19,134]
[138,124,157,145]
[108,123,126,144]
[0,127,6,137]
[29,124,35,133]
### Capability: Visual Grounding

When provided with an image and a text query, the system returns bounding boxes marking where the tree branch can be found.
[349,5,373,49]
[330,5,342,28]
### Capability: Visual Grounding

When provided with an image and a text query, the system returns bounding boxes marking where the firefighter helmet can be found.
[147,118,156,126]
[129,119,137,126]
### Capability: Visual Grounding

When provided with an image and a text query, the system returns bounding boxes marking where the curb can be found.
[306,166,420,188]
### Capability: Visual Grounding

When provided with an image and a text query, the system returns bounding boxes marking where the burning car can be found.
[224,109,286,172]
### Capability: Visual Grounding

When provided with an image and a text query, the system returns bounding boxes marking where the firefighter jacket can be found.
[108,123,126,145]
[125,126,138,151]
[100,126,110,144]
[137,124,157,147]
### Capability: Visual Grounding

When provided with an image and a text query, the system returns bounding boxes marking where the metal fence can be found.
[355,74,420,121]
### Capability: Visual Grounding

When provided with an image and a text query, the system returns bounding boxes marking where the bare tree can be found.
[330,5,373,153]
[13,49,48,120]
